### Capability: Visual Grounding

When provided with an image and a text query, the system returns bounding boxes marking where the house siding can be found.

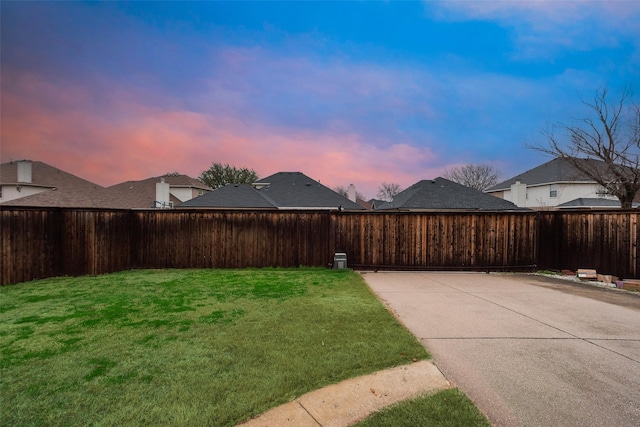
[0,185,49,204]
[170,187,196,202]
[502,182,616,209]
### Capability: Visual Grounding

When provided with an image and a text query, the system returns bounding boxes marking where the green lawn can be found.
[355,389,491,427]
[1,268,429,426]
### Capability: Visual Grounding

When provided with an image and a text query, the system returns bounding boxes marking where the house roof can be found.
[1,165,208,209]
[486,157,606,192]
[556,198,638,209]
[254,172,364,209]
[376,177,523,211]
[179,171,365,210]
[1,160,101,190]
[105,174,209,209]
[356,198,374,210]
[145,173,210,190]
[178,184,277,208]
[368,199,390,209]
[0,160,106,207]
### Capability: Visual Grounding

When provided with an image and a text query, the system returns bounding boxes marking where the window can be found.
[549,184,558,198]
[596,186,610,197]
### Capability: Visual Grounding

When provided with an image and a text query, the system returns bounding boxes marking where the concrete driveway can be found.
[362,272,640,427]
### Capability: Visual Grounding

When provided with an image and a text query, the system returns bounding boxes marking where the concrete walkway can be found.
[363,272,640,427]
[237,360,451,427]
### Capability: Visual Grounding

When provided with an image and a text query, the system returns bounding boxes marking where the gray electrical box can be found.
[333,253,347,269]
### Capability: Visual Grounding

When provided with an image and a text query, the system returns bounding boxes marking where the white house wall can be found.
[169,187,205,202]
[0,185,48,203]
[503,182,616,208]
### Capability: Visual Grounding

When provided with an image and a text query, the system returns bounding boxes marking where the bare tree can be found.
[443,164,501,191]
[376,182,402,202]
[334,185,366,201]
[531,86,640,209]
[199,162,259,189]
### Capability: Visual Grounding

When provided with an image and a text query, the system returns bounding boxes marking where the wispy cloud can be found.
[201,46,440,143]
[430,0,640,59]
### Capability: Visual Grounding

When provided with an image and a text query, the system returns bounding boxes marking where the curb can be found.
[237,360,451,427]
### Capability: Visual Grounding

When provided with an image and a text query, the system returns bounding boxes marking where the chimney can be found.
[155,178,171,208]
[510,180,527,207]
[347,184,356,202]
[17,160,32,183]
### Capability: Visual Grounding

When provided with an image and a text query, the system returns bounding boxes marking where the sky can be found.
[1,1,639,199]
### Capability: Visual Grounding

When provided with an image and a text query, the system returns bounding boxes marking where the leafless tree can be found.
[334,185,366,201]
[443,164,501,191]
[530,86,640,209]
[376,182,402,202]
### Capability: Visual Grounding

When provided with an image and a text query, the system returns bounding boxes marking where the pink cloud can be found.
[236,128,440,198]
[1,67,444,199]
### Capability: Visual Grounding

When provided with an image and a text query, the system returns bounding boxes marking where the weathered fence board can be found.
[332,212,537,269]
[0,208,62,284]
[131,210,333,269]
[537,211,640,279]
[2,207,640,285]
[58,210,133,277]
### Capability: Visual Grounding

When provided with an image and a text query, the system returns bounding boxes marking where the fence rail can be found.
[2,207,639,285]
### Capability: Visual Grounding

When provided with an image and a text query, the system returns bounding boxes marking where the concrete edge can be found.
[237,360,452,427]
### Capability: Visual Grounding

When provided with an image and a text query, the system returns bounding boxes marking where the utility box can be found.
[333,253,348,269]
[577,269,597,280]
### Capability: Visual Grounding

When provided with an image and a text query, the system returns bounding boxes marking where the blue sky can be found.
[2,1,639,198]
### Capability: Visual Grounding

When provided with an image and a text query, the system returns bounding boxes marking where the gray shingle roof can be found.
[1,160,105,207]
[486,157,604,192]
[376,177,523,211]
[179,172,365,210]
[1,160,102,191]
[178,184,277,208]
[105,174,210,209]
[556,198,637,209]
[1,164,209,209]
[255,172,363,209]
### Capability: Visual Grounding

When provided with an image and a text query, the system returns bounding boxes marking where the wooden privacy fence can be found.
[132,210,333,269]
[1,207,639,285]
[0,208,134,284]
[334,212,536,269]
[536,211,640,280]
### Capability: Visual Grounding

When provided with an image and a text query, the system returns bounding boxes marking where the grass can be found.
[536,270,561,276]
[355,389,491,427]
[0,268,429,426]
